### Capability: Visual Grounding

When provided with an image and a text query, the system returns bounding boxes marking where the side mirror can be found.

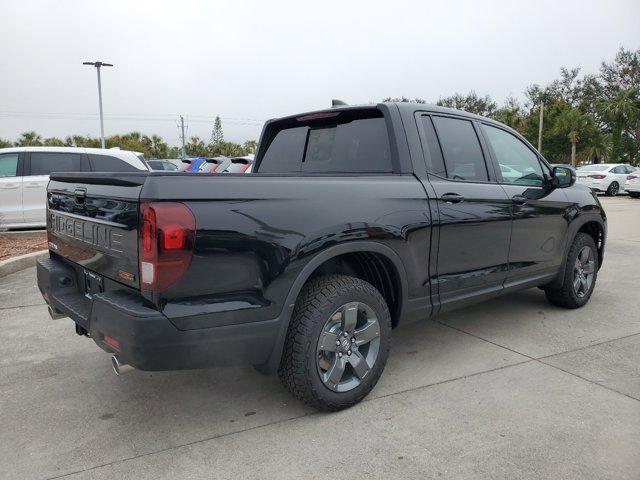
[551,166,575,188]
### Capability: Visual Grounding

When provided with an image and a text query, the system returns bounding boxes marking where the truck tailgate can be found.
[46,173,145,290]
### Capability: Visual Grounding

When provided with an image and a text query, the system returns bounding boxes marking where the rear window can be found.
[30,152,81,175]
[258,112,392,174]
[88,154,140,172]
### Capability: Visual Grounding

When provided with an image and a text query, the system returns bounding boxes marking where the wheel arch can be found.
[552,215,606,290]
[262,241,409,373]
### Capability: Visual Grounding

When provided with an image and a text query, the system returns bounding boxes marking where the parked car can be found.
[199,156,231,173]
[220,156,254,173]
[0,147,148,229]
[37,102,606,411]
[575,163,636,196]
[626,171,640,198]
[147,159,179,171]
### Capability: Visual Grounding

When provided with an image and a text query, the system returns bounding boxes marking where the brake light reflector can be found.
[139,202,195,293]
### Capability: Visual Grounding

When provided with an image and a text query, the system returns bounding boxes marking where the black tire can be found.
[544,233,598,309]
[278,274,392,411]
[605,181,619,196]
[629,192,640,199]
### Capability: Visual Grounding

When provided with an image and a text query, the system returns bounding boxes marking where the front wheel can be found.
[278,274,392,411]
[544,233,598,309]
[605,181,619,196]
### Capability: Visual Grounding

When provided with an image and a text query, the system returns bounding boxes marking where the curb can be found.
[0,250,48,278]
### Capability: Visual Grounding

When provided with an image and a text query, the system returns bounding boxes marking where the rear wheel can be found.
[278,274,392,411]
[544,233,598,309]
[605,181,619,196]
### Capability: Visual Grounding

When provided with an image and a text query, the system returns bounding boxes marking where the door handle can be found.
[512,194,527,204]
[0,184,19,189]
[440,193,464,204]
[25,182,43,188]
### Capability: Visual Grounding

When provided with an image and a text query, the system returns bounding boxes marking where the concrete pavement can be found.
[0,196,638,480]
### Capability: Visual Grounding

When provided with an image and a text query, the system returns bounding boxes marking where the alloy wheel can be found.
[316,302,381,392]
[573,246,595,298]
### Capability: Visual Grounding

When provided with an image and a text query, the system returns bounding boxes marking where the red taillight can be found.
[588,174,606,179]
[139,202,195,293]
[628,175,637,180]
[239,163,250,173]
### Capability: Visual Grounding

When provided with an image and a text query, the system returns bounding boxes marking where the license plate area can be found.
[84,270,104,299]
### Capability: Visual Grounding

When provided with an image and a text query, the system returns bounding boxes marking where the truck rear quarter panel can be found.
[142,174,431,330]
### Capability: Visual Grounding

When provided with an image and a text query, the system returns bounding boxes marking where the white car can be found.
[626,171,640,198]
[0,147,148,230]
[575,163,637,196]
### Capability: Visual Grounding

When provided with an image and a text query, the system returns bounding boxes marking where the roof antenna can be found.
[332,99,348,107]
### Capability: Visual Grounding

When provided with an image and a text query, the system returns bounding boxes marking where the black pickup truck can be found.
[37,102,606,410]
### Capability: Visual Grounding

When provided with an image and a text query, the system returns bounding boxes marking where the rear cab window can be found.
[257,109,394,174]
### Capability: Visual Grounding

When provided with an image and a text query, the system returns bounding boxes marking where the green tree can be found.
[43,137,66,146]
[581,131,611,164]
[552,107,591,166]
[242,140,257,154]
[0,139,12,148]
[597,89,640,162]
[65,135,100,148]
[185,136,208,157]
[437,91,497,116]
[211,116,224,145]
[382,96,426,104]
[15,131,43,146]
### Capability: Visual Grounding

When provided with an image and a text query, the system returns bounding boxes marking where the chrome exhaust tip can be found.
[111,355,135,376]
[47,305,66,320]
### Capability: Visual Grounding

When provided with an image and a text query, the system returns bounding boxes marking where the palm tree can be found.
[552,108,590,166]
[15,131,43,147]
[581,132,611,164]
[597,89,640,162]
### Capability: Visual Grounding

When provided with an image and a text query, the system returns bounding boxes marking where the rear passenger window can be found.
[0,153,19,177]
[88,154,139,172]
[258,113,392,174]
[419,116,447,177]
[432,116,488,182]
[30,153,81,175]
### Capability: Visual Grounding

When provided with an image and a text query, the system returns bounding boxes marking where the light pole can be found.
[83,61,113,149]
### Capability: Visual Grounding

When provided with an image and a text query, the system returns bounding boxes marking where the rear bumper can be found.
[36,256,281,371]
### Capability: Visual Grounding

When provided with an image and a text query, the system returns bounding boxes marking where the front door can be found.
[418,114,512,312]
[480,123,572,287]
[0,152,24,227]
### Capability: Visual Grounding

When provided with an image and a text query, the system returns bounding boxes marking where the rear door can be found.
[417,114,512,312]
[480,123,571,286]
[0,152,24,227]
[23,151,82,224]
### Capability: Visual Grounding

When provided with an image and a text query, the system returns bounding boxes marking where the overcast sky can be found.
[1,0,638,146]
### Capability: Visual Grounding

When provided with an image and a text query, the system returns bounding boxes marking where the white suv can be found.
[0,147,148,229]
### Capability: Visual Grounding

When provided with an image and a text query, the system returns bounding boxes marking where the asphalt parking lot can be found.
[1,196,639,480]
